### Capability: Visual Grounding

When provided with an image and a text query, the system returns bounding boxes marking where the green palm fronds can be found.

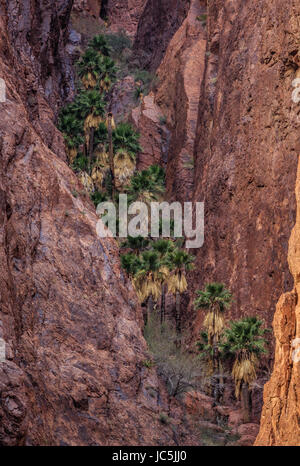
[220,317,269,399]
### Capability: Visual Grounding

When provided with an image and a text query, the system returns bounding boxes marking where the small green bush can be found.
[106,30,132,57]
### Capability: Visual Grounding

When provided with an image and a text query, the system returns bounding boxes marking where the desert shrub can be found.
[144,313,202,398]
[106,30,132,58]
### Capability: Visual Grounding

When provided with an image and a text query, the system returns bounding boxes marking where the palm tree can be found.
[133,250,167,322]
[91,148,110,192]
[121,236,150,254]
[126,166,165,204]
[77,49,116,92]
[197,330,214,391]
[58,106,84,164]
[114,149,136,190]
[99,56,117,93]
[88,34,111,56]
[105,112,116,198]
[152,239,175,324]
[121,252,142,278]
[147,164,165,186]
[77,48,100,89]
[74,91,106,173]
[112,123,141,190]
[220,317,269,422]
[166,249,194,335]
[194,283,232,400]
[113,122,141,156]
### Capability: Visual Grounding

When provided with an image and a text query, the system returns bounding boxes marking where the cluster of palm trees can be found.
[57,32,270,425]
[195,283,269,421]
[121,237,194,333]
[58,34,142,201]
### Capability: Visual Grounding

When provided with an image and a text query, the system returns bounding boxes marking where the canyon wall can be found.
[133,0,190,71]
[189,0,300,444]
[191,0,299,333]
[133,0,300,444]
[0,0,192,446]
[103,0,147,37]
[0,0,299,446]
[256,157,300,446]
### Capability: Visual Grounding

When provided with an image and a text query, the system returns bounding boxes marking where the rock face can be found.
[191,0,299,332]
[133,0,190,70]
[154,0,207,202]
[131,93,168,170]
[73,0,102,18]
[0,1,193,446]
[188,0,300,445]
[102,0,147,37]
[255,163,300,445]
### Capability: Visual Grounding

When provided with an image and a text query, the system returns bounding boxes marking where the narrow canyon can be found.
[0,0,299,446]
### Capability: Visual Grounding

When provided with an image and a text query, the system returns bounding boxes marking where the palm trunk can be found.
[107,114,115,199]
[161,283,166,325]
[175,292,181,335]
[147,294,153,324]
[88,127,94,175]
[212,307,220,401]
[241,382,251,423]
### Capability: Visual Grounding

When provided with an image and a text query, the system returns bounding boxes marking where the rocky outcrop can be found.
[255,163,300,445]
[131,0,206,200]
[190,0,300,332]
[0,1,194,446]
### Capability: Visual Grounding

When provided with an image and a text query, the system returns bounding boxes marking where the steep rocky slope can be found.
[0,0,193,446]
[131,0,206,202]
[73,0,147,37]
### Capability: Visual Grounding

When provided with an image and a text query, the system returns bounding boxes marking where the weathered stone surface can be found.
[0,1,194,446]
[191,0,299,333]
[104,0,147,38]
[154,0,207,202]
[183,391,215,422]
[255,269,300,444]
[73,0,102,18]
[133,0,190,71]
[131,93,168,170]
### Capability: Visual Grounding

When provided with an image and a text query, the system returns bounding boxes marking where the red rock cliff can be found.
[190,0,300,444]
[191,0,299,332]
[0,0,192,446]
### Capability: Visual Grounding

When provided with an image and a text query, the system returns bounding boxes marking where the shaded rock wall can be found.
[133,0,190,71]
[191,0,299,333]
[154,0,207,202]
[0,0,193,446]
[104,0,147,38]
